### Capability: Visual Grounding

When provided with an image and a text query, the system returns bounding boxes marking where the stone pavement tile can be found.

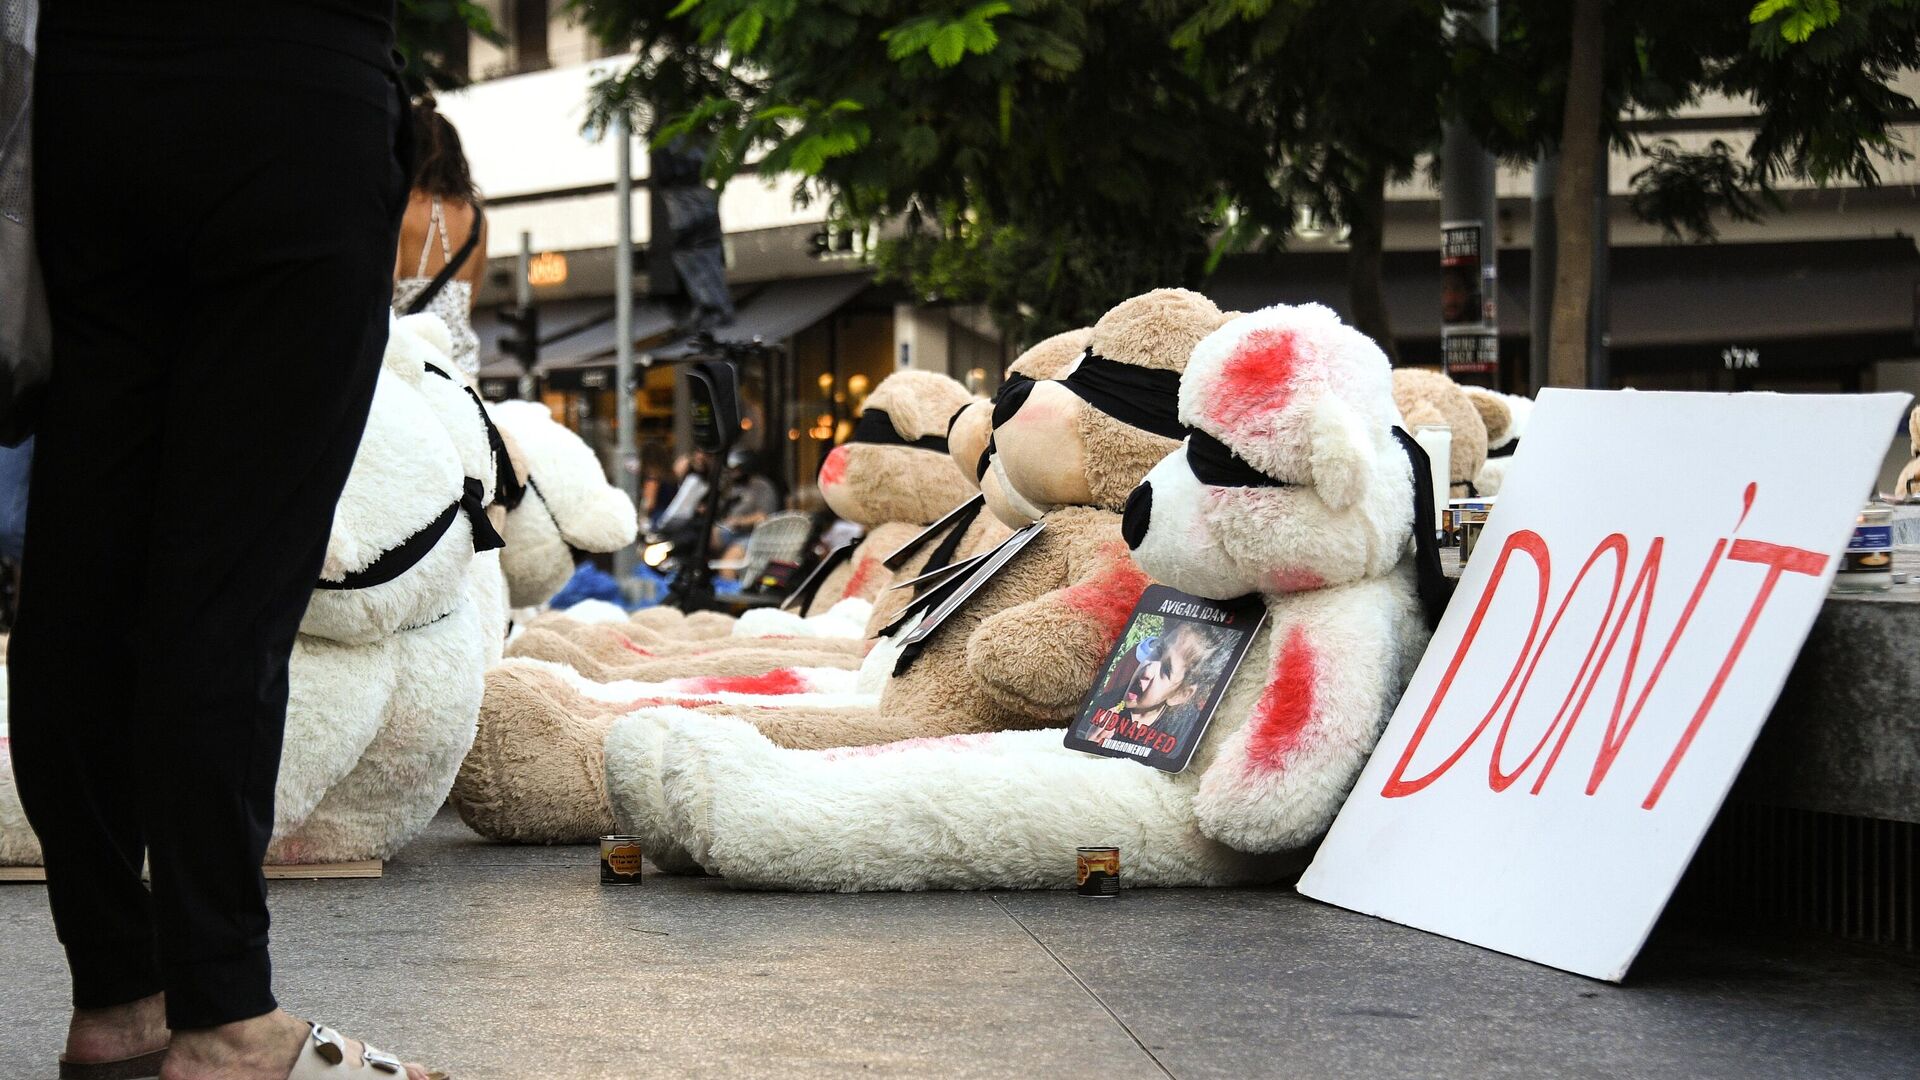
[0,811,1162,1080]
[995,888,1920,1080]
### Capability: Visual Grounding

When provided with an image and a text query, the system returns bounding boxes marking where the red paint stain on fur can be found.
[840,553,887,600]
[618,639,655,659]
[1244,627,1319,772]
[1060,545,1152,647]
[1207,326,1308,434]
[1265,567,1324,593]
[817,444,850,488]
[671,668,810,696]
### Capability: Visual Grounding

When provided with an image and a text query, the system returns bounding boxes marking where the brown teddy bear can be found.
[1392,367,1491,497]
[949,328,1092,528]
[505,370,997,665]
[590,288,1228,863]
[451,290,1222,847]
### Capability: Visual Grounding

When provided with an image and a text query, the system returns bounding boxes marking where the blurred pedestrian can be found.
[392,95,487,377]
[15,2,442,1077]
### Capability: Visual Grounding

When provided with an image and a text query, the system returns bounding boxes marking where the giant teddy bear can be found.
[502,370,999,678]
[626,301,1431,889]
[1462,386,1531,496]
[448,290,1222,848]
[1391,367,1496,497]
[0,313,638,866]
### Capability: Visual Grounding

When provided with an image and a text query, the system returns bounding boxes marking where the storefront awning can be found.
[646,274,872,361]
[1205,237,1920,353]
[473,299,676,383]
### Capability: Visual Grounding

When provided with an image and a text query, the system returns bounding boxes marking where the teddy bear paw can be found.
[604,709,701,874]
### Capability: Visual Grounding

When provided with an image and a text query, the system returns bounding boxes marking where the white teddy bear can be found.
[1,314,639,867]
[610,303,1432,890]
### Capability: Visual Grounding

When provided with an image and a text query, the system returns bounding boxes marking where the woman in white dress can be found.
[392,97,487,377]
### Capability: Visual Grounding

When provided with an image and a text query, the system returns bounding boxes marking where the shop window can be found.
[512,0,549,72]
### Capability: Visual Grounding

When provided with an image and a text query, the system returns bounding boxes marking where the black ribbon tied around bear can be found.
[315,477,504,592]
[847,407,949,455]
[1059,349,1187,441]
[317,363,510,592]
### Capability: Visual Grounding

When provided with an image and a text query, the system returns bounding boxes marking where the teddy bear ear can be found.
[1309,395,1375,510]
[1462,386,1512,445]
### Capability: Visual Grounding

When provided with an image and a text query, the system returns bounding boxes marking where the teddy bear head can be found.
[816,370,977,528]
[946,327,1093,527]
[489,399,641,609]
[1121,303,1413,600]
[990,289,1223,517]
[301,353,478,644]
[1461,385,1516,456]
[1391,367,1488,496]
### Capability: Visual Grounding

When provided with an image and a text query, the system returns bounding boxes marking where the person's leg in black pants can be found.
[11,29,421,1075]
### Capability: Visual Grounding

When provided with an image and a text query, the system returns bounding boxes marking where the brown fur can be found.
[528,618,871,661]
[1391,367,1489,495]
[1090,288,1224,373]
[450,665,618,843]
[628,607,689,633]
[1079,406,1181,512]
[1461,385,1514,446]
[864,511,1011,635]
[506,627,863,682]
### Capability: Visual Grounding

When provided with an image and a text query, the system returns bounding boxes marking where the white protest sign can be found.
[1298,389,1911,981]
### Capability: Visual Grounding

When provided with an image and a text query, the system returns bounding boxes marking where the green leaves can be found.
[1749,0,1842,43]
[882,2,1012,68]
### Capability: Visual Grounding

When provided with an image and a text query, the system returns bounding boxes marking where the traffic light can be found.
[498,303,539,372]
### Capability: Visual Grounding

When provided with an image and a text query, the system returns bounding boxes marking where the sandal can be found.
[291,1023,448,1079]
[56,1047,168,1080]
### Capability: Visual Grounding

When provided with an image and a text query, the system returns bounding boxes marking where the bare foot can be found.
[66,992,169,1064]
[160,1009,436,1080]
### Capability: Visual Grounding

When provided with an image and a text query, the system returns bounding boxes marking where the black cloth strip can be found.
[913,498,984,599]
[1060,350,1186,441]
[1486,438,1519,459]
[1391,426,1455,631]
[849,408,949,454]
[423,361,526,510]
[1187,428,1293,488]
[316,477,503,592]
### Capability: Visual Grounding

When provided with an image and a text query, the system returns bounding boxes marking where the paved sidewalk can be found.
[4,809,1916,1079]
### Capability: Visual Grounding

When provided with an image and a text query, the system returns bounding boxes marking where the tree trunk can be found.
[1548,0,1605,387]
[1346,163,1400,365]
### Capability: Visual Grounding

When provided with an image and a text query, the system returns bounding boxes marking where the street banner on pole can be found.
[1298,389,1912,981]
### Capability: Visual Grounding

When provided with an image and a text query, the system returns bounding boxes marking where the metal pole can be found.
[515,231,534,401]
[1529,151,1557,395]
[613,113,639,579]
[1438,1,1499,388]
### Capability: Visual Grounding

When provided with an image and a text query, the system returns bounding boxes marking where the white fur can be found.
[732,597,873,640]
[629,301,1427,891]
[564,599,634,624]
[656,716,1284,890]
[1473,392,1532,496]
[492,400,639,553]
[301,366,471,644]
[271,595,486,863]
[0,321,496,869]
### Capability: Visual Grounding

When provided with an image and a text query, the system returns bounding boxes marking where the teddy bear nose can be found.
[991,377,1035,429]
[1121,482,1153,549]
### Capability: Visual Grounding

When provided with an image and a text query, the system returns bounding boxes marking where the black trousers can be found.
[10,32,408,1029]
